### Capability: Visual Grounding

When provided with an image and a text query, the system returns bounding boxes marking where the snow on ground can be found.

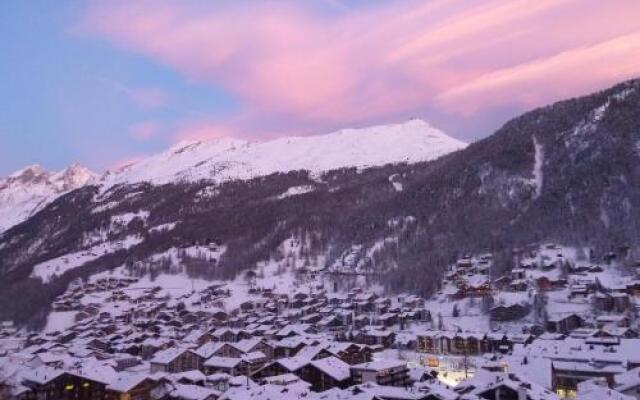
[148,245,225,264]
[98,119,466,189]
[531,137,544,198]
[0,165,95,233]
[76,236,330,316]
[111,210,150,226]
[30,235,144,283]
[277,185,315,199]
[424,296,491,333]
[388,174,403,192]
[43,311,77,333]
[149,222,177,234]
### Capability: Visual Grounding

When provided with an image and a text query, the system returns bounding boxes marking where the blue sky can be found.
[0,1,236,175]
[2,0,640,176]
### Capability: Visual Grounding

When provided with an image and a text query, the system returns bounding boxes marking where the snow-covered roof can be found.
[310,357,351,381]
[351,359,406,372]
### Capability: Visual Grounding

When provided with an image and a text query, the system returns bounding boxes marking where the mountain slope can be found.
[0,164,95,233]
[99,119,466,187]
[1,78,640,327]
[0,119,463,234]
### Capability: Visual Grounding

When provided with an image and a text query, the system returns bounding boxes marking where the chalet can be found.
[211,328,251,343]
[203,356,250,376]
[416,331,491,356]
[536,277,567,292]
[252,354,310,379]
[596,315,630,329]
[318,315,343,330]
[490,303,529,322]
[456,371,558,400]
[552,360,624,396]
[611,293,631,313]
[195,342,243,360]
[546,314,583,334]
[356,330,395,348]
[456,257,474,269]
[297,357,352,392]
[350,360,411,387]
[232,339,275,360]
[352,382,442,400]
[183,330,213,347]
[106,374,159,400]
[569,285,590,299]
[20,368,108,400]
[625,281,640,297]
[150,348,202,374]
[508,280,528,292]
[376,313,399,328]
[613,366,640,399]
[274,337,307,358]
[462,276,492,298]
[168,383,218,400]
[493,276,512,291]
[324,342,373,365]
[603,327,639,339]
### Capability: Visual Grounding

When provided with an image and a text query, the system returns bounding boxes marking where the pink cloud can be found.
[436,32,640,114]
[173,119,237,142]
[79,0,640,138]
[129,121,160,140]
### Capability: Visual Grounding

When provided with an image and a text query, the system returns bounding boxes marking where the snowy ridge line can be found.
[97,119,466,189]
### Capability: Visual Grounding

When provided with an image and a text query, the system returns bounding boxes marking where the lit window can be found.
[65,384,74,390]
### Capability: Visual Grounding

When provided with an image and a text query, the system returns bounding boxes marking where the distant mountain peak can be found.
[99,119,466,188]
[0,119,462,233]
[7,164,51,183]
[0,164,96,233]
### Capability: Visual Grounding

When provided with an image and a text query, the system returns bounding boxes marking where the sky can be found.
[2,0,640,176]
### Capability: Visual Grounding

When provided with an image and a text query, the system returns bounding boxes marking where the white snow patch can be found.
[531,137,544,198]
[111,210,149,226]
[277,185,315,199]
[148,245,225,265]
[43,311,77,333]
[149,222,177,234]
[30,235,144,283]
[389,174,403,192]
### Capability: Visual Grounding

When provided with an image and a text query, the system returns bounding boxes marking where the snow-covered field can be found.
[30,235,143,283]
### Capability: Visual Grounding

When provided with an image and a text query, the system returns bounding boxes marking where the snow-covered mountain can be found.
[99,119,466,188]
[0,164,95,233]
[0,119,463,233]
[2,78,640,326]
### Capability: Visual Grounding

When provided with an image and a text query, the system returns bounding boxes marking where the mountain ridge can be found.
[0,119,465,233]
[1,78,640,327]
[0,164,95,234]
[97,118,466,188]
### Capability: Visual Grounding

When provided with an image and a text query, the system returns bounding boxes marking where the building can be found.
[546,314,583,334]
[297,357,352,392]
[490,303,529,322]
[106,375,159,400]
[150,348,202,374]
[20,369,108,400]
[350,360,411,387]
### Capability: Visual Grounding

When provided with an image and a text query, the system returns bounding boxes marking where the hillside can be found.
[1,79,640,327]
